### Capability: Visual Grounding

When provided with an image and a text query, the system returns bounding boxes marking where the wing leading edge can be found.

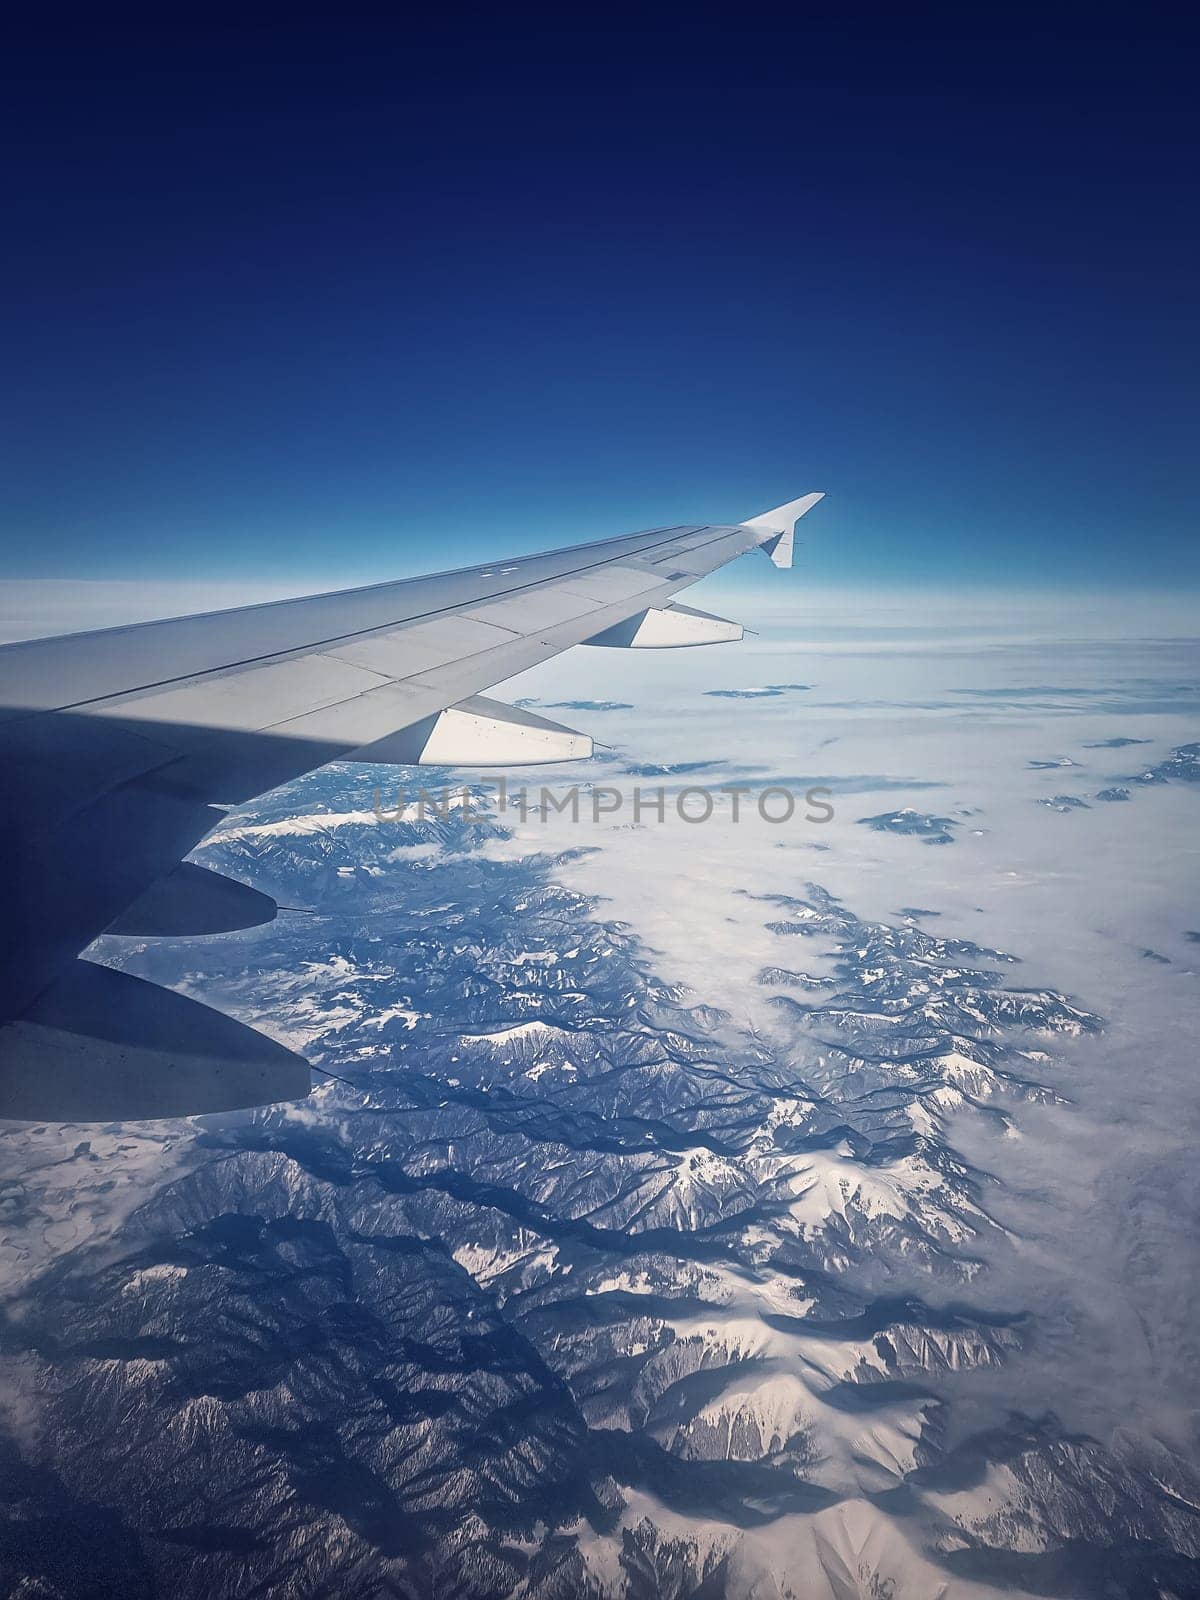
[0,492,824,1121]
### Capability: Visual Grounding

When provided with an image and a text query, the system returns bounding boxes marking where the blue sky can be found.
[2,10,1197,590]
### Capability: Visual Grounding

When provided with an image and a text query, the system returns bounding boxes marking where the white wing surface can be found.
[0,493,823,1119]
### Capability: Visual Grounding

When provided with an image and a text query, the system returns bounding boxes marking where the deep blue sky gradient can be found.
[2,9,1197,588]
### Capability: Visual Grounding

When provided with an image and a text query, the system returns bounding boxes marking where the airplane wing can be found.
[0,493,823,1121]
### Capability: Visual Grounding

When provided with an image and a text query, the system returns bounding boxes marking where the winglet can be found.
[740,492,825,568]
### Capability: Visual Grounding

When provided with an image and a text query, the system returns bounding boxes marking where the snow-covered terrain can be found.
[1,598,1197,1599]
